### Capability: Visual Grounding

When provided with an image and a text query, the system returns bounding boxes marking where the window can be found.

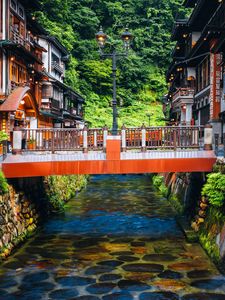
[10,61,27,84]
[52,53,60,64]
[42,85,53,99]
[10,0,17,11]
[18,5,24,19]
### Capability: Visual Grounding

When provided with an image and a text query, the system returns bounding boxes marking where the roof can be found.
[188,0,220,30]
[39,35,69,56]
[0,86,33,112]
[183,0,197,8]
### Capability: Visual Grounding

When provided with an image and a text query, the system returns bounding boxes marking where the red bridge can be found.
[1,126,216,178]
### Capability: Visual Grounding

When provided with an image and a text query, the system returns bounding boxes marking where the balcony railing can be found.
[41,98,60,113]
[10,26,43,62]
[51,61,64,74]
[173,88,195,103]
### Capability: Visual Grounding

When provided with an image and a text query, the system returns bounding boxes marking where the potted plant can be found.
[0,131,8,155]
[27,138,36,150]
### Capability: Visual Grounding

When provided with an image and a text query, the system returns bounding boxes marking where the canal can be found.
[0,175,225,300]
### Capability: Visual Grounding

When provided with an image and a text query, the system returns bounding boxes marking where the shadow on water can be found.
[0,175,225,300]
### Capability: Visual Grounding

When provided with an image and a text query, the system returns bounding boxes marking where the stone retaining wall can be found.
[0,177,47,260]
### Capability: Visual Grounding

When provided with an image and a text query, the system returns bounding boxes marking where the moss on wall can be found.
[44,175,89,212]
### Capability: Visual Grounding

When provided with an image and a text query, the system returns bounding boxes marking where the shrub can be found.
[202,173,225,207]
[152,175,168,197]
[0,171,9,194]
[0,131,8,143]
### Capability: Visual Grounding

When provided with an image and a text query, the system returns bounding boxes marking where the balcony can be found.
[9,26,43,64]
[40,98,61,115]
[172,88,195,108]
[51,61,64,74]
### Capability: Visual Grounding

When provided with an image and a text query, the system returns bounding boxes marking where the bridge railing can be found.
[11,125,211,154]
[123,126,204,150]
[22,127,108,152]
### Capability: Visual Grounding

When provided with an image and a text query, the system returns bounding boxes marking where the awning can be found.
[0,86,31,112]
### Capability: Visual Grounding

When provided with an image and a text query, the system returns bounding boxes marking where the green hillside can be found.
[37,0,186,127]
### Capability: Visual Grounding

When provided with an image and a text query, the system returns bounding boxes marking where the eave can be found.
[188,0,220,31]
[171,19,189,41]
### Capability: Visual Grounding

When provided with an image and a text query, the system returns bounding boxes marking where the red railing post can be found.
[12,127,23,155]
[173,128,177,150]
[83,125,88,153]
[103,125,108,153]
[204,124,213,150]
[51,129,55,154]
[141,124,146,152]
[121,124,126,152]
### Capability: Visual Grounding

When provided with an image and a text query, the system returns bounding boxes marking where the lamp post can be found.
[95,27,133,135]
[146,113,152,127]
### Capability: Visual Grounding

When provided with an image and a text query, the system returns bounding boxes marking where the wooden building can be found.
[167,0,223,139]
[0,0,84,146]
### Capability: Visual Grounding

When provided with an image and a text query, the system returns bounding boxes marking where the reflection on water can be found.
[0,175,225,300]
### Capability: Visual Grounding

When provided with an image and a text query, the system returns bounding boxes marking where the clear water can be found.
[0,175,225,300]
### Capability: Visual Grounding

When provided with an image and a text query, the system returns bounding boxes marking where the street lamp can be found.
[146,113,153,127]
[95,26,133,135]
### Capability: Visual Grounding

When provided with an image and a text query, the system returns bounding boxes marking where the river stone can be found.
[43,252,68,260]
[10,290,44,300]
[3,260,25,269]
[140,291,179,300]
[122,263,164,273]
[24,247,44,254]
[55,276,95,286]
[158,270,183,279]
[112,238,133,243]
[111,251,134,256]
[73,239,97,248]
[22,271,49,283]
[97,260,124,267]
[99,274,122,282]
[85,265,115,275]
[49,288,79,299]
[118,256,139,262]
[168,262,205,271]
[191,279,225,289]
[86,283,117,294]
[187,270,213,279]
[130,241,145,247]
[143,254,176,262]
[124,272,155,281]
[0,278,17,289]
[102,292,133,300]
[182,293,225,300]
[74,297,100,300]
[19,281,55,292]
[118,279,150,291]
[152,279,186,292]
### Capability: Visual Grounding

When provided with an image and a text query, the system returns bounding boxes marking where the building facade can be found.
[167,0,225,140]
[0,0,84,145]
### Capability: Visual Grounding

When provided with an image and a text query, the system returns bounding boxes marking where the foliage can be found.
[45,175,88,211]
[0,171,8,194]
[198,207,225,263]
[199,232,220,263]
[0,131,8,144]
[213,161,225,174]
[152,175,168,197]
[202,173,225,208]
[38,0,185,127]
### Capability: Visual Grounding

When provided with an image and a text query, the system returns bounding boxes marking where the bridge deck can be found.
[2,150,216,178]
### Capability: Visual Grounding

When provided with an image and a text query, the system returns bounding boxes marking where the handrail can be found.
[17,126,205,153]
